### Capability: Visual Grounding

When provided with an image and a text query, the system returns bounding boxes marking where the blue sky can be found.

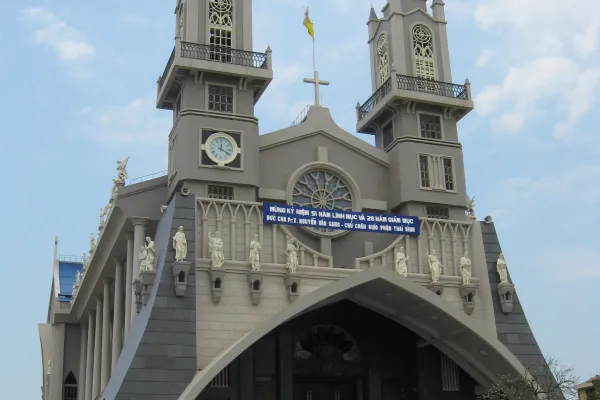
[0,0,598,397]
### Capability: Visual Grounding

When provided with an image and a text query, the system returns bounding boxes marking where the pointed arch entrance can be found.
[178,268,527,400]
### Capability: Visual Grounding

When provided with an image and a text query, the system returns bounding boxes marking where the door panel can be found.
[294,382,355,400]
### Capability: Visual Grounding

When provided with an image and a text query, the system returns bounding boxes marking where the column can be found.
[92,297,102,398]
[124,233,134,337]
[78,323,88,400]
[112,259,124,373]
[101,279,112,390]
[131,217,148,322]
[85,312,94,400]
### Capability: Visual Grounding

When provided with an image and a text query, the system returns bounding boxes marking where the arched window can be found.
[63,371,77,400]
[412,25,435,81]
[208,0,233,62]
[376,33,390,87]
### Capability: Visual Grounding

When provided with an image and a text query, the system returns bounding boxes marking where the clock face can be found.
[205,133,239,165]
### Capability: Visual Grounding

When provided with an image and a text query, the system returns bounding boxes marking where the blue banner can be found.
[263,203,420,235]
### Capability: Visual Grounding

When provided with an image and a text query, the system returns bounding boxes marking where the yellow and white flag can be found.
[303,7,315,40]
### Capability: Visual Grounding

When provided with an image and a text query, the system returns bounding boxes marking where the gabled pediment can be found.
[259,106,389,167]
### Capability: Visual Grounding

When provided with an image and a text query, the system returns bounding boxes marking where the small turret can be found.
[431,0,446,22]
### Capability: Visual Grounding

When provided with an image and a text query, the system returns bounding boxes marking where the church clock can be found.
[203,132,240,166]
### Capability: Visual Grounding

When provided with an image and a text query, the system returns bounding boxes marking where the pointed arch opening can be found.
[208,0,233,62]
[376,33,390,87]
[412,24,436,83]
[63,371,77,400]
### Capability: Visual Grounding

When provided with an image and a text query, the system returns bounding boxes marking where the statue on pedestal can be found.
[285,237,299,274]
[460,250,472,285]
[395,245,408,277]
[426,250,443,283]
[208,231,225,269]
[89,233,95,254]
[115,157,130,185]
[497,253,509,284]
[249,234,261,271]
[140,237,155,272]
[172,226,188,262]
[99,207,107,230]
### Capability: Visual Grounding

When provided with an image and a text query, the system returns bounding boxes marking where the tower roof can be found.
[368,6,378,22]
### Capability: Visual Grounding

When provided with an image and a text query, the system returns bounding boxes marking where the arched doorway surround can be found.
[178,268,526,400]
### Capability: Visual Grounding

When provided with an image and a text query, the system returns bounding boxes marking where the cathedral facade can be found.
[39,1,551,399]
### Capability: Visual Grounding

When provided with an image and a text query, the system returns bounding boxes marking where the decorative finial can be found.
[266,44,272,52]
[356,101,361,109]
[465,77,471,85]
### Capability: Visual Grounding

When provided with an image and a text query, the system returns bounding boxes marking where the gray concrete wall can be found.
[101,193,197,400]
[63,324,82,383]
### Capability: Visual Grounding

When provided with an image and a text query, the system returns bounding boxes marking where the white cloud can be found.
[85,96,172,146]
[489,165,600,217]
[474,57,600,135]
[475,49,495,68]
[540,246,600,280]
[22,8,95,62]
[472,0,600,137]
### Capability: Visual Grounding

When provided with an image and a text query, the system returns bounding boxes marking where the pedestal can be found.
[209,268,226,304]
[497,282,515,313]
[426,282,444,296]
[284,274,302,302]
[459,284,478,315]
[247,271,264,306]
[140,270,156,306]
[173,261,192,297]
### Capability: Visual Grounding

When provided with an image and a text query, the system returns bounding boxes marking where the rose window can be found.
[291,169,354,236]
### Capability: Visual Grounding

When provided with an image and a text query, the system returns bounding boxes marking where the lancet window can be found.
[412,25,435,81]
[63,372,77,400]
[208,0,233,62]
[376,33,390,87]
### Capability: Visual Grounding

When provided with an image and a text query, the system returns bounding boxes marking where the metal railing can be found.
[358,77,392,120]
[396,74,468,100]
[358,74,469,120]
[158,48,175,91]
[181,42,268,69]
[126,170,168,186]
[291,104,310,126]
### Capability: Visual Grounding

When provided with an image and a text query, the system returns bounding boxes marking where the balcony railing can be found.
[126,170,168,186]
[181,42,268,69]
[358,74,469,120]
[358,77,392,120]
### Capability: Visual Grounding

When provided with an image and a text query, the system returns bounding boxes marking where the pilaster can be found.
[124,232,134,336]
[470,221,497,338]
[84,312,94,400]
[112,259,124,373]
[78,323,87,400]
[92,298,102,398]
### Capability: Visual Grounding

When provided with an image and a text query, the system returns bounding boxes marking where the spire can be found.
[368,5,379,22]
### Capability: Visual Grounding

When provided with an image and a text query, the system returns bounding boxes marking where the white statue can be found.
[395,245,408,277]
[173,226,188,262]
[460,250,472,285]
[285,237,299,274]
[426,250,443,283]
[82,253,88,271]
[497,253,509,284]
[99,207,107,229]
[89,233,95,254]
[74,270,81,287]
[109,179,119,203]
[115,157,130,184]
[466,196,476,218]
[140,237,155,271]
[249,234,261,271]
[208,231,225,269]
[179,7,185,38]
[139,245,148,270]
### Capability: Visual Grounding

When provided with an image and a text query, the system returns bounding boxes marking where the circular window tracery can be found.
[289,165,358,238]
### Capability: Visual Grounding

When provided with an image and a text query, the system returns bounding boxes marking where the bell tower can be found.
[357,0,474,220]
[158,0,273,202]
